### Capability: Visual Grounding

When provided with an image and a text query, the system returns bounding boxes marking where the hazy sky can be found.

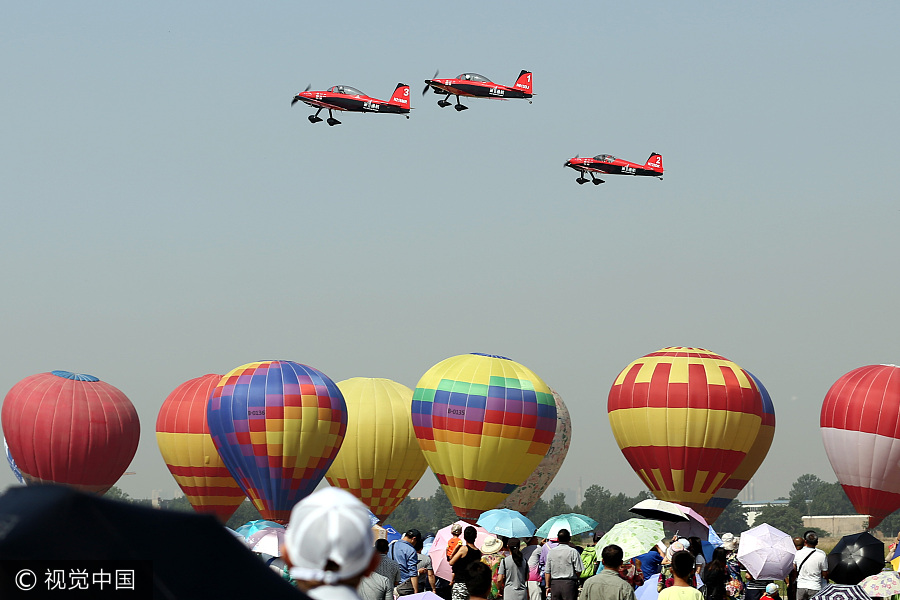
[2,2,898,508]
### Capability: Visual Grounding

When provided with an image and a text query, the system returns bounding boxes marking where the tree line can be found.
[102,473,900,538]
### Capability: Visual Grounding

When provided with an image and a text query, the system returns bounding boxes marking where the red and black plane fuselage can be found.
[423,71,533,111]
[564,153,664,185]
[292,83,411,125]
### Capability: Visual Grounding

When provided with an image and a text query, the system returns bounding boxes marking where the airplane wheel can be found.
[308,116,322,124]
[437,100,451,108]
[592,179,604,185]
[576,178,588,185]
[327,118,341,126]
[454,104,468,111]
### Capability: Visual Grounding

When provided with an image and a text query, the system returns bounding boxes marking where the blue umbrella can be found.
[477,508,537,538]
[535,513,598,539]
[235,520,284,539]
[383,524,402,543]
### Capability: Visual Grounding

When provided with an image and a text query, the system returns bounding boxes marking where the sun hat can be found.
[451,524,463,535]
[766,583,779,595]
[480,536,503,555]
[284,487,375,584]
[720,533,735,551]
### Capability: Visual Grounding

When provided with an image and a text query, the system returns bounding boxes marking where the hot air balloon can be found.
[821,364,900,529]
[325,377,427,522]
[607,347,764,506]
[156,374,247,522]
[499,389,571,514]
[206,360,347,524]
[411,353,557,521]
[4,438,23,484]
[1,370,140,494]
[695,371,776,523]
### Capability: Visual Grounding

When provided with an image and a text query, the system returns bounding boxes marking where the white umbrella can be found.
[737,523,796,580]
[630,499,689,522]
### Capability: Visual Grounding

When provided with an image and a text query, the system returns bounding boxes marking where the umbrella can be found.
[0,484,301,598]
[596,518,665,561]
[535,513,599,539]
[737,523,796,580]
[428,521,491,581]
[406,593,443,600]
[827,531,885,585]
[477,508,537,538]
[859,571,900,597]
[236,519,285,539]
[664,503,710,538]
[630,499,689,522]
[247,528,286,557]
[810,584,870,600]
[383,524,402,543]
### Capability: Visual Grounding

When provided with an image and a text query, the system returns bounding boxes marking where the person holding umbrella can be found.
[794,532,828,600]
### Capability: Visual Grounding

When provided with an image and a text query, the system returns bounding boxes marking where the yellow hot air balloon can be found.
[325,378,428,522]
[412,353,557,521]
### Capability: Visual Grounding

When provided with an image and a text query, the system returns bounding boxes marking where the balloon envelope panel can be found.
[1,370,140,494]
[156,374,246,522]
[325,377,427,521]
[411,353,556,520]
[206,360,347,524]
[607,347,763,505]
[821,364,900,528]
[499,389,571,514]
[695,370,775,523]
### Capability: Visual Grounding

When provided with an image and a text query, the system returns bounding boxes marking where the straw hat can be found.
[480,536,504,555]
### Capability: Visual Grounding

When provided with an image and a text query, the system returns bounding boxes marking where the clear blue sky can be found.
[2,2,898,506]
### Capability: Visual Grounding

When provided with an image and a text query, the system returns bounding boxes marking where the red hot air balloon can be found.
[1,370,140,494]
[821,364,900,529]
[156,374,247,521]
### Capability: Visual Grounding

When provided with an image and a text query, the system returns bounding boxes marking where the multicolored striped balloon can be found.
[821,364,900,529]
[499,389,571,514]
[156,374,247,522]
[694,371,776,523]
[325,378,427,522]
[608,347,764,506]
[1,370,140,495]
[412,353,557,521]
[206,360,347,524]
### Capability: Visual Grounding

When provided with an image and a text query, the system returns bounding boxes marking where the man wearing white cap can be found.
[281,487,382,600]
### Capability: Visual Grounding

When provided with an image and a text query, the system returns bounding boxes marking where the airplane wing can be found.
[297,96,347,111]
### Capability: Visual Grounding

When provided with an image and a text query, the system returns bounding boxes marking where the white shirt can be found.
[794,547,828,590]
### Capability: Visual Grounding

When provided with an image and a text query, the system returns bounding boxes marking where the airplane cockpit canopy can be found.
[457,73,492,83]
[593,154,617,162]
[329,86,364,96]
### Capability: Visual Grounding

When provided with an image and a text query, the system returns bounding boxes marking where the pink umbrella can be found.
[665,503,710,538]
[428,521,491,581]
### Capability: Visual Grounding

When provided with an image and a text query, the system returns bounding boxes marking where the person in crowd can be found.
[281,487,381,600]
[702,547,729,600]
[720,534,745,600]
[521,536,543,600]
[450,526,483,600]
[359,539,401,600]
[481,536,510,600]
[762,583,781,600]
[391,529,423,595]
[658,551,703,600]
[448,524,464,560]
[467,562,495,600]
[581,544,637,600]
[687,537,706,575]
[793,532,828,600]
[418,538,437,593]
[617,556,644,590]
[498,537,529,600]
[544,529,583,600]
[634,543,664,580]
[785,537,804,600]
[659,540,695,591]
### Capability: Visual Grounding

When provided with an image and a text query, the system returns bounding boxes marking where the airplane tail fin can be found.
[513,70,533,96]
[388,83,411,110]
[645,153,663,171]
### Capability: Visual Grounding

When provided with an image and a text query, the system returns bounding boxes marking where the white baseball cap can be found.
[284,487,375,584]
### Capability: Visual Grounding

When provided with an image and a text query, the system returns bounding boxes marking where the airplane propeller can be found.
[422,70,439,96]
[291,84,312,106]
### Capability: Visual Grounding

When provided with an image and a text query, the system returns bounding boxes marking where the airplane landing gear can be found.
[576,177,588,185]
[454,104,468,111]
[437,99,451,108]
[309,108,324,124]
[592,179,604,185]
[327,117,341,126]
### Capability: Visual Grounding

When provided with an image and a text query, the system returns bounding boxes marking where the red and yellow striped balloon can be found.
[608,347,764,505]
[156,374,247,522]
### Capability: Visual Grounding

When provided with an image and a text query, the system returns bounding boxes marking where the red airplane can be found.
[564,153,664,185]
[291,83,411,125]
[422,70,533,110]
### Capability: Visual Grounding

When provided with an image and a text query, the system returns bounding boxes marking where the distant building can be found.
[743,499,789,527]
[802,515,869,536]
